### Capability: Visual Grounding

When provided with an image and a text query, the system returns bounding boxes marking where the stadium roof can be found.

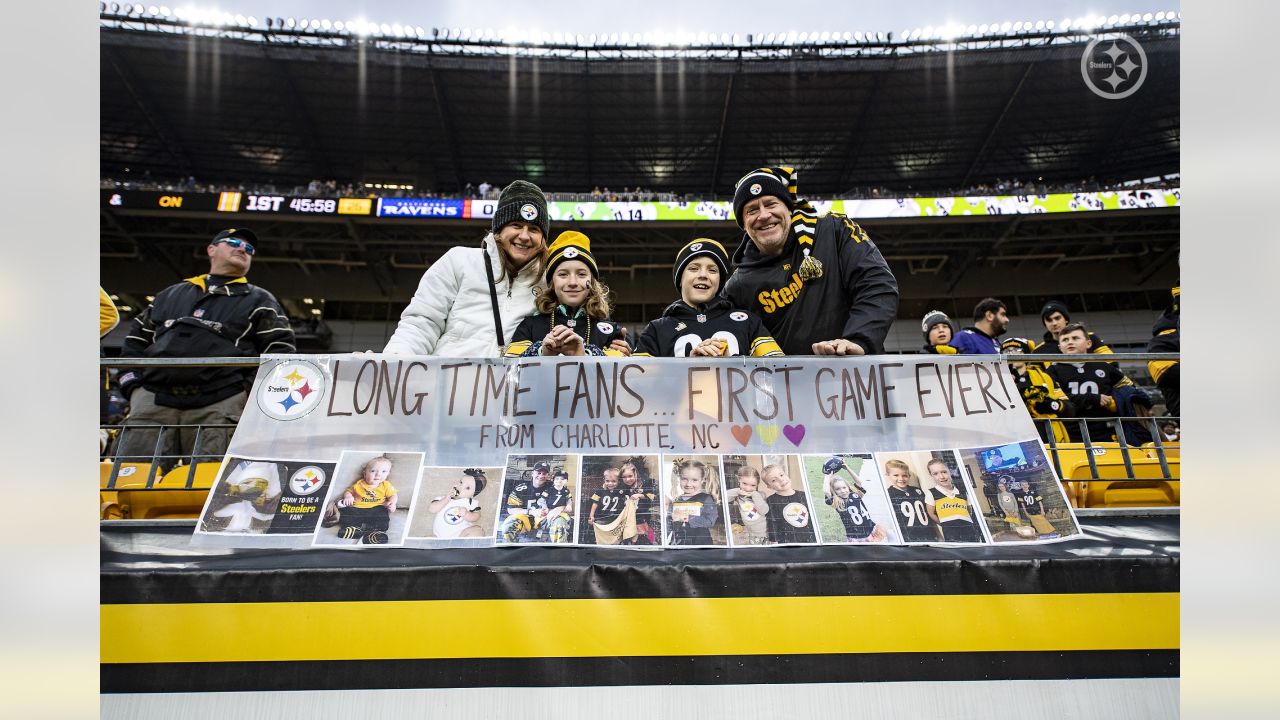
[100,15,1179,196]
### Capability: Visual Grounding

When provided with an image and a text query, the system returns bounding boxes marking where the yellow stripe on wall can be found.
[102,593,1178,664]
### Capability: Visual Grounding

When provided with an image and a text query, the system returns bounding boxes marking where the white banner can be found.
[194,355,1080,549]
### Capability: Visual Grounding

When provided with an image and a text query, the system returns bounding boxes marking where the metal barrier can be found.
[99,353,1180,515]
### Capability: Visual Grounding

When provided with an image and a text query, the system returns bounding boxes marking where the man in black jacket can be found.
[722,166,899,355]
[117,228,295,467]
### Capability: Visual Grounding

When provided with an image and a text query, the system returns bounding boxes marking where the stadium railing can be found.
[98,354,1179,521]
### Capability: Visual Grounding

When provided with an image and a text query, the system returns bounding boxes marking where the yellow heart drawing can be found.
[756,423,780,445]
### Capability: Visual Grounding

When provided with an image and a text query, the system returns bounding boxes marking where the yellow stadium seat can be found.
[1053,443,1180,508]
[121,463,221,520]
[100,461,161,519]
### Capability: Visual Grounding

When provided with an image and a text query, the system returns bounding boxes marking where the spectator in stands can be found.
[117,228,294,467]
[632,238,783,358]
[1146,286,1180,416]
[478,180,492,199]
[949,298,1008,354]
[1033,300,1112,356]
[502,230,629,357]
[383,180,549,357]
[1047,323,1152,443]
[1001,337,1073,443]
[920,310,958,354]
[722,166,898,355]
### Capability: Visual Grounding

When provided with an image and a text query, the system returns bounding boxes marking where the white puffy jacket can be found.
[383,234,542,357]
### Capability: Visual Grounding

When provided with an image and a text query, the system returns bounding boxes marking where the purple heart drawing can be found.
[783,424,806,446]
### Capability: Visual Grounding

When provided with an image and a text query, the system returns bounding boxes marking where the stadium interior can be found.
[100,11,1179,355]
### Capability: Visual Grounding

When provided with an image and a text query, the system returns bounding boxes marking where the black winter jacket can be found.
[722,213,898,354]
[119,275,294,408]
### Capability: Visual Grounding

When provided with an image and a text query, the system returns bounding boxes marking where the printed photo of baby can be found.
[313,451,423,547]
[407,465,503,545]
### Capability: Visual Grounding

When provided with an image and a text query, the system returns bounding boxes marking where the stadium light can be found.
[285,17,294,28]
[130,4,141,15]
[1154,11,1164,21]
[1107,15,1118,25]
[235,15,245,26]
[147,5,158,14]
[1120,13,1131,24]
[1046,20,1055,29]
[159,5,169,15]
[1035,20,1045,30]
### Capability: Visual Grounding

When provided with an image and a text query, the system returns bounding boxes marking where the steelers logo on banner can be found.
[256,359,327,421]
[783,501,810,528]
[288,466,327,496]
[520,203,538,221]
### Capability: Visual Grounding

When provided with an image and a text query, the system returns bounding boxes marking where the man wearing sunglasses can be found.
[117,228,295,469]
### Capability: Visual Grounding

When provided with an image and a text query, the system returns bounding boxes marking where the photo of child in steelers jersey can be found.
[801,453,897,544]
[958,440,1081,542]
[312,451,422,547]
[576,454,661,547]
[407,465,503,546]
[874,450,988,544]
[494,454,578,545]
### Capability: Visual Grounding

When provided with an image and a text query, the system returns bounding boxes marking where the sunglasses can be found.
[213,237,255,255]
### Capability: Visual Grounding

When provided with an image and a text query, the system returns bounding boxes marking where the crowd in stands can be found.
[101,173,1180,203]
[101,173,1179,473]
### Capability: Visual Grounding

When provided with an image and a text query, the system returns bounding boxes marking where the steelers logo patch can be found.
[288,466,327,496]
[256,359,328,421]
[749,183,762,195]
[783,502,810,528]
[563,247,580,258]
[596,322,614,334]
[520,203,538,221]
[1095,369,1106,377]
[730,311,748,322]
[689,242,703,252]
[443,506,467,526]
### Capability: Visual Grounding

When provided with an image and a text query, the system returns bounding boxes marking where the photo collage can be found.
[194,439,1079,548]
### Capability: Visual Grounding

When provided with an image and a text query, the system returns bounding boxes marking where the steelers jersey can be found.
[632,297,782,358]
[887,485,935,542]
[1047,361,1130,415]
[826,492,874,540]
[503,310,625,357]
[928,486,982,543]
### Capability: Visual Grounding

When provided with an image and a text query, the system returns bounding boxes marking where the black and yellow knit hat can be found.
[673,238,729,290]
[1001,337,1035,353]
[732,167,797,228]
[921,310,956,341]
[544,230,599,282]
[491,180,550,238]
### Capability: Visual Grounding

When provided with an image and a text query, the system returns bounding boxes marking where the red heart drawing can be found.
[730,425,753,446]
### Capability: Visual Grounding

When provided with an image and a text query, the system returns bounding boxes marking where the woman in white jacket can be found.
[383,180,550,357]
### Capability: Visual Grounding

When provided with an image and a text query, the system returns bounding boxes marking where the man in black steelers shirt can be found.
[884,459,938,542]
[1048,323,1149,442]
